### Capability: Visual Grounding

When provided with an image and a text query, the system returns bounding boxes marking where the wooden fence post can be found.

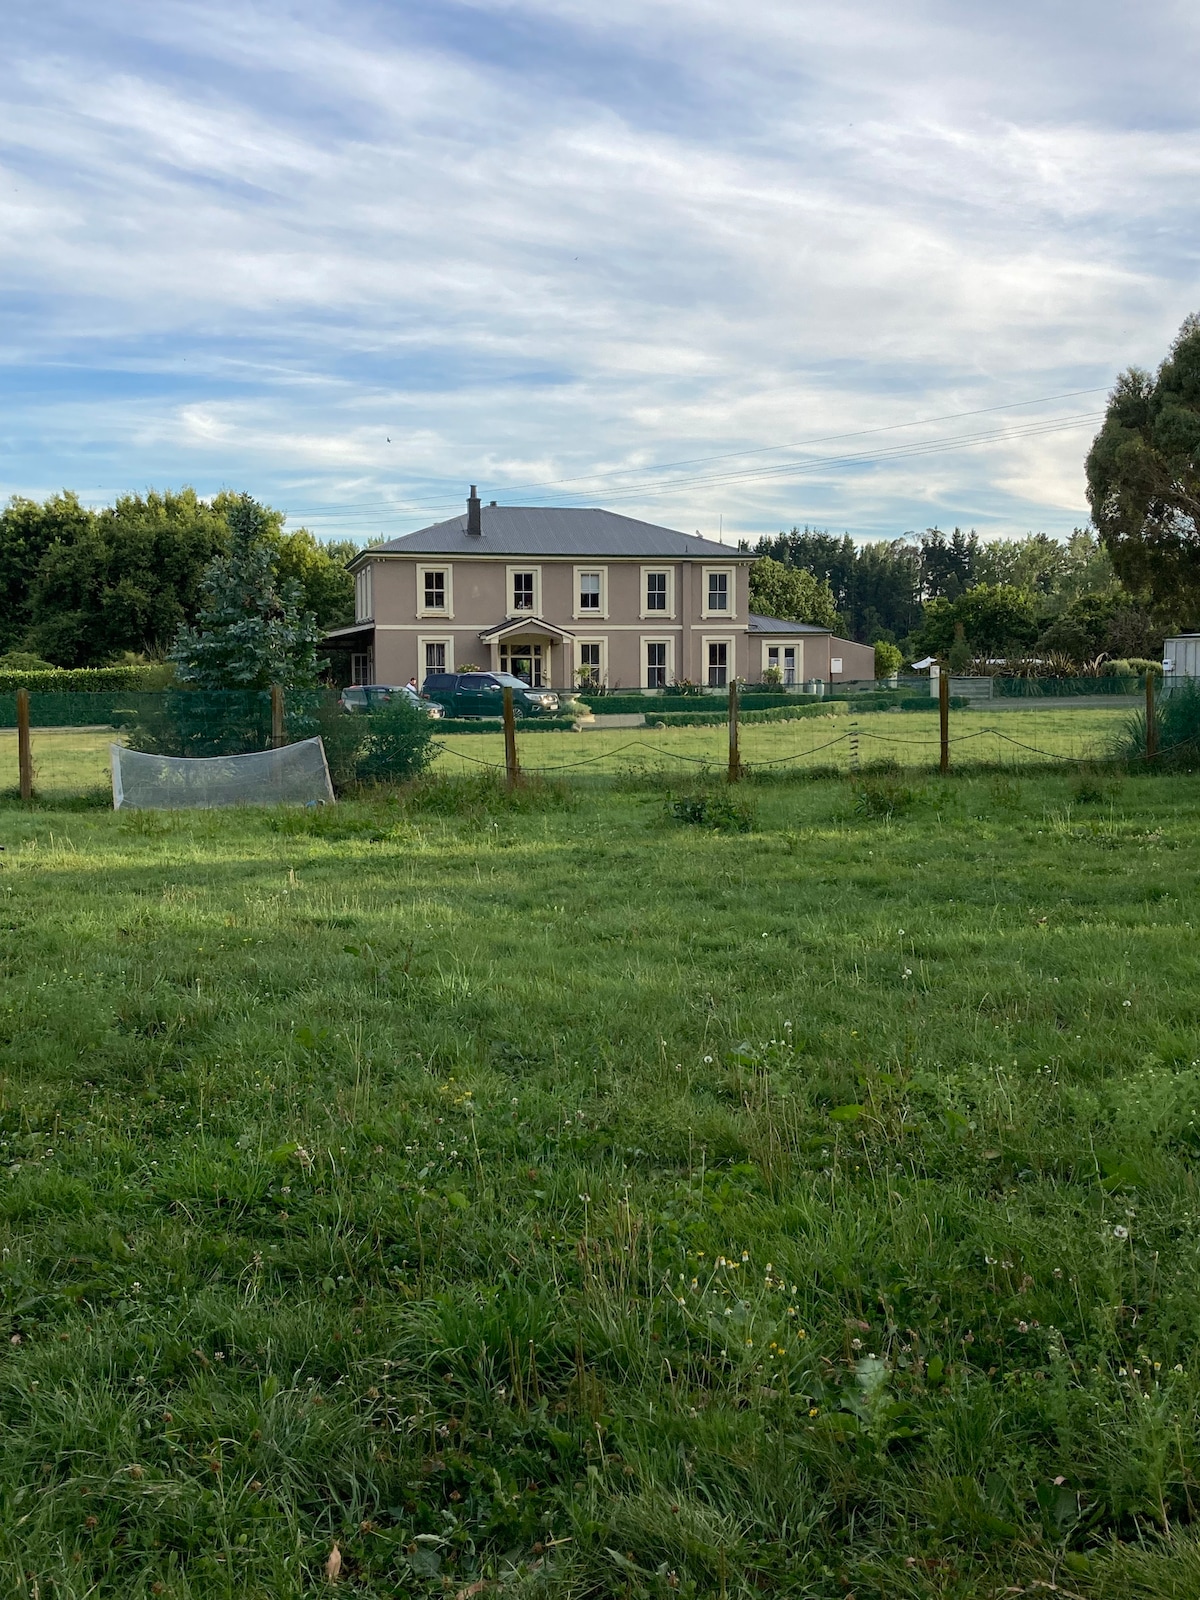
[1145,670,1158,762]
[271,684,286,749]
[727,678,742,782]
[938,665,950,776]
[502,686,520,789]
[16,687,33,802]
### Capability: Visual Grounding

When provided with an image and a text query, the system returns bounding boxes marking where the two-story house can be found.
[325,489,875,690]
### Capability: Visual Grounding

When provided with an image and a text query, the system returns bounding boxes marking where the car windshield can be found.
[491,673,551,689]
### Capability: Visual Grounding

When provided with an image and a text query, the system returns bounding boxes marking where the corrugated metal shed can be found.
[1163,634,1200,676]
[360,506,745,561]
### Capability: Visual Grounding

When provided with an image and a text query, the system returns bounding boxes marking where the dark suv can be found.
[422,672,560,718]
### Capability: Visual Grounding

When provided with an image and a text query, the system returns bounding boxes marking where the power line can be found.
[285,410,1103,528]
[275,384,1110,520]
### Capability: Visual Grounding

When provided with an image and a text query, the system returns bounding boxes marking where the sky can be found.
[2,0,1198,549]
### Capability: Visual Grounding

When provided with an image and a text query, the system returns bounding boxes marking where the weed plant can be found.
[666,788,757,832]
[1,775,1200,1595]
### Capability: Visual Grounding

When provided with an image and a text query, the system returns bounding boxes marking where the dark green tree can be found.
[171,496,322,691]
[1087,314,1200,613]
[273,529,357,630]
[748,556,838,627]
[26,489,228,665]
[917,584,1039,658]
[0,492,93,655]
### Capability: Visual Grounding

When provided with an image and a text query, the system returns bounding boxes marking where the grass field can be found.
[3,767,1200,1597]
[0,703,1135,804]
[432,705,1132,779]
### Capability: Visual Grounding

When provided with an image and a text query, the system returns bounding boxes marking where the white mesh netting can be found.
[111,738,335,810]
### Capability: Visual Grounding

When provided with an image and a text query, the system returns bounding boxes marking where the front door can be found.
[500,641,544,686]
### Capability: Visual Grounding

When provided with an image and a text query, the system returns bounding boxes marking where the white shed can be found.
[1162,634,1200,677]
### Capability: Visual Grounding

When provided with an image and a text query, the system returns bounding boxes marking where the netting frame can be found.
[110,736,335,811]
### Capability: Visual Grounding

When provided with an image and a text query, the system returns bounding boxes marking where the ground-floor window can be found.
[351,650,372,684]
[500,641,544,685]
[707,641,728,687]
[766,645,797,684]
[577,641,601,688]
[425,641,447,673]
[646,642,667,689]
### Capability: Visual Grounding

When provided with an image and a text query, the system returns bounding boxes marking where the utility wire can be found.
[284,410,1102,527]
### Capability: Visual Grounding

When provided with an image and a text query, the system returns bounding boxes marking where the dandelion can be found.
[703,1055,713,1064]
[1123,1000,1132,1008]
[902,968,913,980]
[808,1406,819,1417]
[797,1329,807,1340]
[1113,1225,1129,1239]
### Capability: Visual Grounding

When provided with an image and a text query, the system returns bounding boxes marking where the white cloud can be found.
[0,0,1195,542]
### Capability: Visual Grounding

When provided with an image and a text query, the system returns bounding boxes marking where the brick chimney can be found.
[467,485,482,536]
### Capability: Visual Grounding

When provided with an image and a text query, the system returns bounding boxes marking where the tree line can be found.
[5,310,1198,676]
[746,526,1162,665]
[746,314,1200,667]
[0,488,357,669]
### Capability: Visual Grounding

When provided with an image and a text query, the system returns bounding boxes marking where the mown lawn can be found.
[2,769,1200,1597]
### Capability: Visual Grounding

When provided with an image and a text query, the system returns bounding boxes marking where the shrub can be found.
[666,789,756,831]
[356,697,439,784]
[1116,680,1200,767]
[874,640,903,678]
[851,773,921,818]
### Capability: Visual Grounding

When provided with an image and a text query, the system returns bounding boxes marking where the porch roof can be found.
[477,616,576,644]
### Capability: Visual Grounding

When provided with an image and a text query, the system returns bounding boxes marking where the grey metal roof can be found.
[362,506,748,561]
[747,612,831,635]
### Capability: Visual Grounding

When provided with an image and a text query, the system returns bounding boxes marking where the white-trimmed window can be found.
[418,565,452,618]
[764,643,799,685]
[702,566,734,618]
[575,637,607,689]
[641,567,674,619]
[573,567,607,618]
[704,637,734,687]
[643,637,674,689]
[354,564,373,622]
[351,649,372,684]
[507,566,541,616]
[419,637,454,678]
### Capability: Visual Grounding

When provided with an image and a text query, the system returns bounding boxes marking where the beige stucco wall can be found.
[353,553,871,687]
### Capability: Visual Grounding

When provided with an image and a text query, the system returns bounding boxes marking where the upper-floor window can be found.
[708,571,728,611]
[354,564,373,622]
[646,572,667,611]
[424,570,446,610]
[579,572,601,610]
[513,571,535,611]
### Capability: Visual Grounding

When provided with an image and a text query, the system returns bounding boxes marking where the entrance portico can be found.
[477,617,576,688]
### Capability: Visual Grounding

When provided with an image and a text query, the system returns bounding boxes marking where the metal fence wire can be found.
[0,676,1189,803]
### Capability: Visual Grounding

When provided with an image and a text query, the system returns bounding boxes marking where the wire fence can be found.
[0,676,1182,804]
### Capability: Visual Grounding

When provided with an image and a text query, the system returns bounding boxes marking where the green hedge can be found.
[641,703,850,728]
[436,717,580,735]
[0,665,174,693]
[577,691,820,715]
